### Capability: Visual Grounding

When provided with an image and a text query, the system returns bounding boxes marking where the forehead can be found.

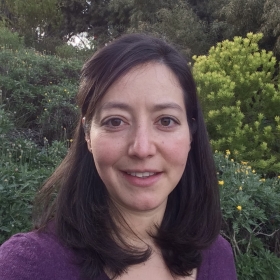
[96,62,185,110]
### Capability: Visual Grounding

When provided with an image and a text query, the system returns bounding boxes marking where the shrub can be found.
[215,151,280,279]
[0,104,13,133]
[55,44,78,59]
[55,44,93,61]
[0,106,67,244]
[193,33,280,174]
[0,47,82,141]
[0,27,24,50]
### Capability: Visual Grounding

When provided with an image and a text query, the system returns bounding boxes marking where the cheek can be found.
[90,136,124,168]
[166,136,191,167]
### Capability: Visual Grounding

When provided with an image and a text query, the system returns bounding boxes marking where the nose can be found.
[128,124,156,159]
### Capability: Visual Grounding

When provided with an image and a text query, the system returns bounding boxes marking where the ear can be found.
[82,117,92,152]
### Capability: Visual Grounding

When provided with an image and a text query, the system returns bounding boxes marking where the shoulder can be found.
[206,235,234,257]
[0,228,81,280]
[198,235,237,280]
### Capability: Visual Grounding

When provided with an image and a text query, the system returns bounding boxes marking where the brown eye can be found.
[160,117,173,126]
[110,118,122,126]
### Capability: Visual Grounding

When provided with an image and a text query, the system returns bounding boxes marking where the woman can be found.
[0,34,237,279]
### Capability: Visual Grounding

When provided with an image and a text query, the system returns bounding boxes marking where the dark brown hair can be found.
[34,33,221,279]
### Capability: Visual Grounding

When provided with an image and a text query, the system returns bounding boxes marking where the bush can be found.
[0,106,67,244]
[193,33,280,174]
[215,151,280,279]
[0,27,24,50]
[55,44,78,59]
[55,44,93,61]
[0,46,82,141]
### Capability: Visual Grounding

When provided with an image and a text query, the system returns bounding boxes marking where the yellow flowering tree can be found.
[193,33,280,174]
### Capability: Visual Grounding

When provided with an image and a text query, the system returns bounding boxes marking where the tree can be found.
[58,0,111,45]
[193,33,280,174]
[261,0,280,57]
[0,0,63,52]
[1,0,280,59]
[206,0,280,58]
[0,0,62,37]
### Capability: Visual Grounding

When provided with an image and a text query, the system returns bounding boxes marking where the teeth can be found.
[127,172,155,178]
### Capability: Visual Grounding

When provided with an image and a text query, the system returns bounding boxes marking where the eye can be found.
[159,117,178,127]
[104,118,124,127]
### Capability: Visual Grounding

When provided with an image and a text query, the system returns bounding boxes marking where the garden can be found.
[0,28,280,279]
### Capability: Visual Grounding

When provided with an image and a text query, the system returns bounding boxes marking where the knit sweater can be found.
[0,227,237,280]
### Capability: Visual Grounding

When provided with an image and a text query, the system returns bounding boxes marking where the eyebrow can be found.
[97,101,184,115]
[153,103,184,112]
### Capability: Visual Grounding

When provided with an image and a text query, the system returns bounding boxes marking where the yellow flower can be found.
[252,170,256,173]
[237,205,242,211]
[231,159,234,162]
[241,161,248,165]
[259,178,265,182]
[226,149,231,155]
[218,180,224,185]
[278,175,280,179]
[239,186,242,191]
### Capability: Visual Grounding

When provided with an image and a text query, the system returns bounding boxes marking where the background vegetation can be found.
[193,33,280,175]
[0,0,280,58]
[0,1,280,279]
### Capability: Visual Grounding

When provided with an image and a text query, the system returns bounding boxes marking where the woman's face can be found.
[86,63,191,215]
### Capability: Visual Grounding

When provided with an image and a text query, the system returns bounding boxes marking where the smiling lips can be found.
[126,171,156,178]
[123,171,162,187]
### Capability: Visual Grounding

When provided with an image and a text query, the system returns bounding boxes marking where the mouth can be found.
[125,171,156,178]
[122,170,162,187]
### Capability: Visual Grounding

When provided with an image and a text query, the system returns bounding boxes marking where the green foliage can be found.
[1,0,62,44]
[236,249,280,280]
[0,43,82,141]
[260,0,280,55]
[0,106,67,244]
[193,33,280,174]
[218,0,264,36]
[0,27,23,50]
[215,151,280,279]
[58,0,112,46]
[150,0,212,56]
[0,104,13,133]
[55,43,93,60]
[2,0,280,59]
[55,44,79,59]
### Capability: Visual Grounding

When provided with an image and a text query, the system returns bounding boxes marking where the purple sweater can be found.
[0,228,237,280]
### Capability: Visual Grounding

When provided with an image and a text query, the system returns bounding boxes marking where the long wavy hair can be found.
[33,33,221,279]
